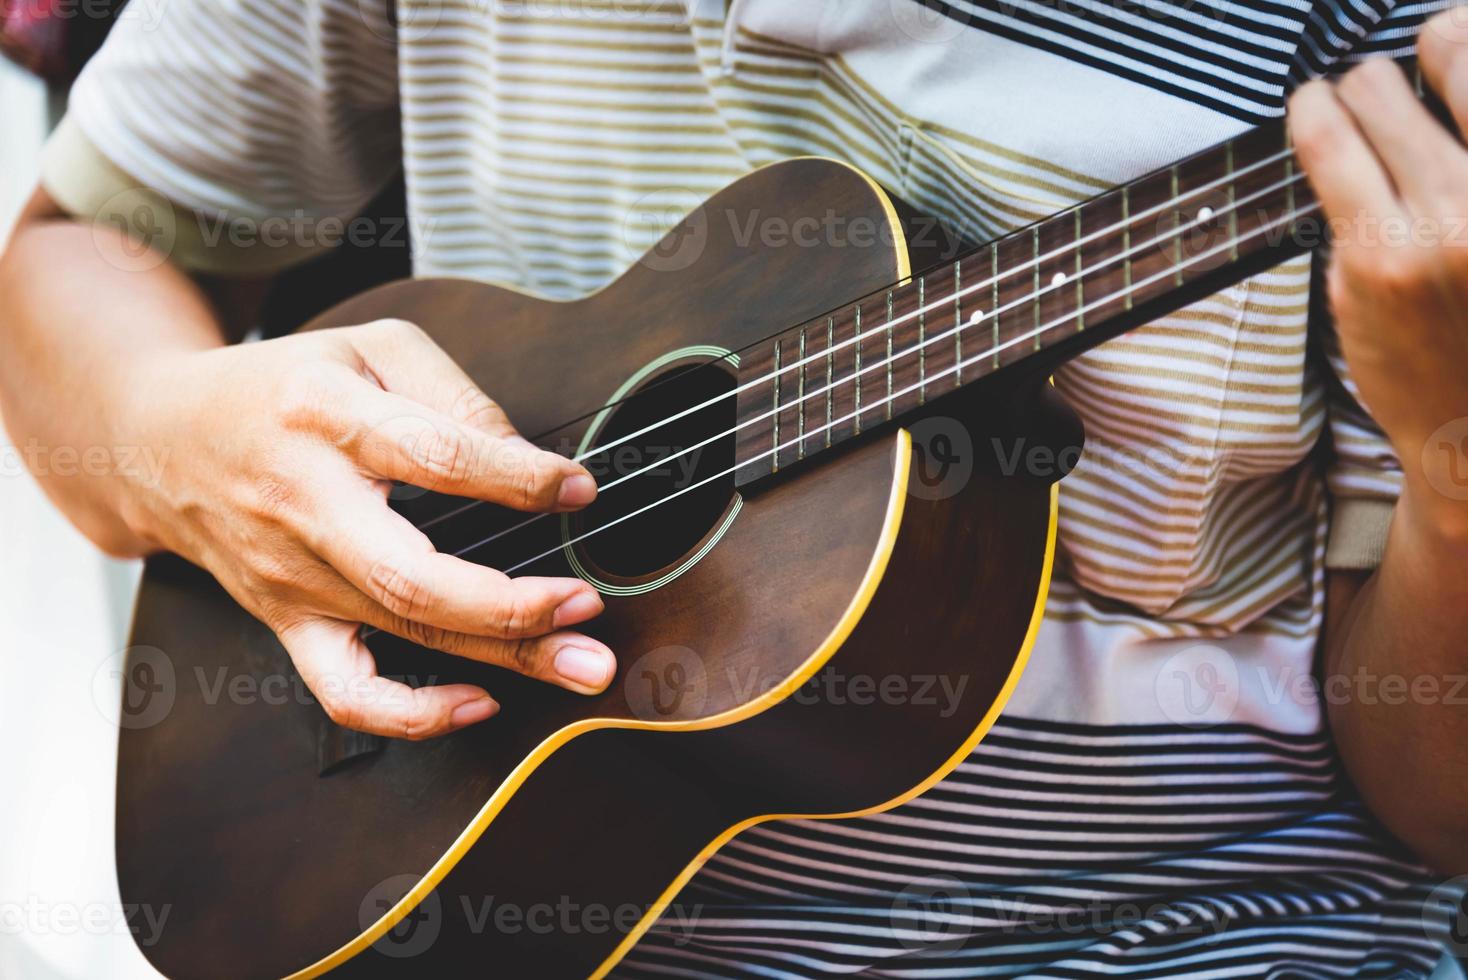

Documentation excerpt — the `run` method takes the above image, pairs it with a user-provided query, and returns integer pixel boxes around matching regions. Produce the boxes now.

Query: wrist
[101,348,211,554]
[1390,410,1468,542]
[1395,479,1468,558]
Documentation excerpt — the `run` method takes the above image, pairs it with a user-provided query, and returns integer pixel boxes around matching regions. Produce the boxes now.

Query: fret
[854,298,892,434]
[773,327,806,470]
[923,261,959,396]
[771,338,782,473]
[824,316,834,448]
[1227,122,1289,268]
[1034,210,1080,353]
[1121,186,1133,310]
[826,302,858,447]
[993,229,1033,371]
[953,260,963,385]
[796,327,806,459]
[1074,206,1085,331]
[796,315,830,460]
[852,302,863,434]
[851,303,857,431]
[917,276,926,403]
[1284,124,1295,219]
[1031,226,1042,352]
[1226,140,1239,262]
[1170,165,1183,287]
[1076,188,1119,331]
[1133,154,1192,289]
[991,242,1000,367]
[889,278,922,420]
[885,290,894,420]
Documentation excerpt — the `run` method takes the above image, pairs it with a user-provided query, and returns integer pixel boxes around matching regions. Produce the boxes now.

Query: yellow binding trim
[589,481,1058,979]
[286,162,912,979]
[288,431,915,980]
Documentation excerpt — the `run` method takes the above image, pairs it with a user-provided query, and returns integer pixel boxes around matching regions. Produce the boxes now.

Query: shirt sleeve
[1315,313,1403,571]
[40,0,401,276]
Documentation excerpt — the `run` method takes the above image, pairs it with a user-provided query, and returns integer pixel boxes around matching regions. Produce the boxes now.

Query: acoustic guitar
[112,71,1406,977]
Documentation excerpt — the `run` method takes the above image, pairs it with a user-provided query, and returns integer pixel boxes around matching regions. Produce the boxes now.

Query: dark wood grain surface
[115,159,1062,978]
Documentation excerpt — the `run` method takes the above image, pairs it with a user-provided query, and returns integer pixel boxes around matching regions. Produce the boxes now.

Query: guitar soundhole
[573,361,737,582]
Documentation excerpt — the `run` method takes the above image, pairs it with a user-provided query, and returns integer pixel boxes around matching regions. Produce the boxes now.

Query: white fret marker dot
[1050,271,1067,287]
[1197,205,1215,224]
[968,310,985,326]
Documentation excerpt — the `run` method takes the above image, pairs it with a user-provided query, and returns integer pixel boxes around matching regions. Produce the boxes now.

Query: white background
[0,59,157,980]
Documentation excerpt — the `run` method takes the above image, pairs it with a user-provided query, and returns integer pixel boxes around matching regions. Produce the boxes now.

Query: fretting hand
[1288,13,1468,537]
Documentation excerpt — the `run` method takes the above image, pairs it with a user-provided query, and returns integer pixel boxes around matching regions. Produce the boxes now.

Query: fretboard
[732,60,1429,488]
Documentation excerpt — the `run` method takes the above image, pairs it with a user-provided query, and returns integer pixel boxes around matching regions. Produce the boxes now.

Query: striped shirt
[42,0,1463,975]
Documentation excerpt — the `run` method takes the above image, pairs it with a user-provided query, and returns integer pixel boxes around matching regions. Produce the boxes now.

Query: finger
[348,318,520,438]
[302,555,616,693]
[1288,80,1406,238]
[359,609,617,695]
[1334,59,1468,212]
[305,488,607,638]
[1420,8,1468,138]
[278,617,500,740]
[346,383,596,510]
[303,561,615,692]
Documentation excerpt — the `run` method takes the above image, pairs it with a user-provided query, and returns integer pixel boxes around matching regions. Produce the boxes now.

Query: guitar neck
[732,59,1431,489]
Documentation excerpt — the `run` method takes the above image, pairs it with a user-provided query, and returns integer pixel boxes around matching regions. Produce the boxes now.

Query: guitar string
[435,167,1311,566]
[471,189,1318,576]
[412,142,1303,534]
[491,196,1316,575]
[357,181,1310,640]
[417,167,1314,567]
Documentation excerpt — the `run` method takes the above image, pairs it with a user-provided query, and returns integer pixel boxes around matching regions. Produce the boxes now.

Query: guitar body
[116,159,1068,978]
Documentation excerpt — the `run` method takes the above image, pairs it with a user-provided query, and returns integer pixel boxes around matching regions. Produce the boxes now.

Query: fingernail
[558,473,598,508]
[554,644,614,690]
[451,697,498,728]
[553,590,604,628]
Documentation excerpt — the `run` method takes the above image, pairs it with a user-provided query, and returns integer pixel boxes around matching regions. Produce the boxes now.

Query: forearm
[0,190,228,555]
[1326,486,1468,874]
